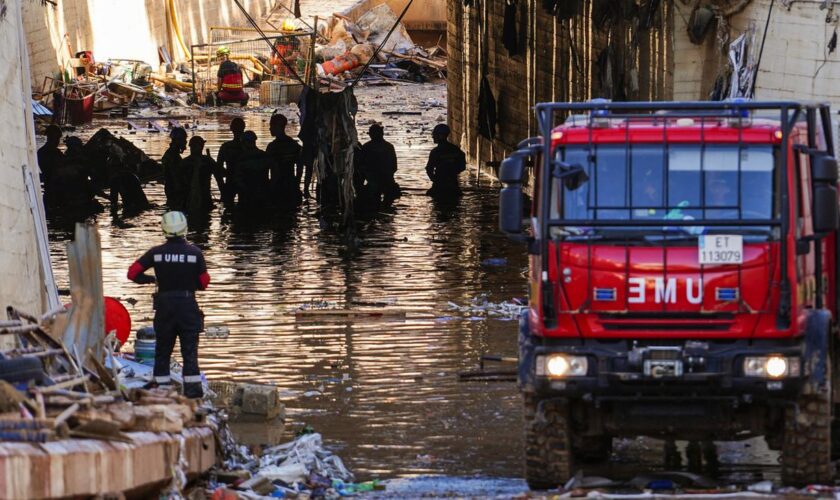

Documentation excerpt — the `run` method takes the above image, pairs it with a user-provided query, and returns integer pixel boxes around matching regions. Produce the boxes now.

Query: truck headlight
[743,356,800,379]
[536,354,588,378]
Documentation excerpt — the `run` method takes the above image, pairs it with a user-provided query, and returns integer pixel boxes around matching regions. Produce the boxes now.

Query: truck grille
[597,312,735,332]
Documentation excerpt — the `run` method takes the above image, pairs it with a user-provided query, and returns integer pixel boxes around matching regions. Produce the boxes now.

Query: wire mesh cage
[191,27,313,105]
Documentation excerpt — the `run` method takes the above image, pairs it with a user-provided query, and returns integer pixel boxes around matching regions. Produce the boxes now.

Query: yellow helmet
[216,46,231,57]
[161,211,188,238]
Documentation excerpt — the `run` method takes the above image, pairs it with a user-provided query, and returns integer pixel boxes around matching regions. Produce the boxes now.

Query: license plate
[643,360,683,378]
[699,235,743,265]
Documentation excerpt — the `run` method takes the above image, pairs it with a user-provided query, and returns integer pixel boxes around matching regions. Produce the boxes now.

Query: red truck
[499,101,840,488]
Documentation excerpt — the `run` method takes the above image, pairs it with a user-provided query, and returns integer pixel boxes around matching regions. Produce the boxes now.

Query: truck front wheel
[781,393,833,485]
[523,395,573,490]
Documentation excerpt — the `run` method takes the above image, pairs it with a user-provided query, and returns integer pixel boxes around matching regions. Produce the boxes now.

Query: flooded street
[45,83,782,491]
[48,83,529,480]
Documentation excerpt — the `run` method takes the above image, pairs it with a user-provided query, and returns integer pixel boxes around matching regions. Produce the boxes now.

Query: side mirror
[813,184,839,233]
[812,154,839,183]
[499,185,524,235]
[499,152,528,184]
[553,162,589,191]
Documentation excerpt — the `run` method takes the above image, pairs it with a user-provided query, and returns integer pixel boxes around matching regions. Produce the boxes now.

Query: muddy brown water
[46,83,779,486]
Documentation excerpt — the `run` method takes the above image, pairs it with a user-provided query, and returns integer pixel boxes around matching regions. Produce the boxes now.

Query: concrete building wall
[673,0,840,104]
[338,0,446,28]
[22,0,275,86]
[446,0,673,167]
[0,0,47,314]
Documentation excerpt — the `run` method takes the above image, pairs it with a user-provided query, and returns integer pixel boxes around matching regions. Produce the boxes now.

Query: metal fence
[191,27,314,104]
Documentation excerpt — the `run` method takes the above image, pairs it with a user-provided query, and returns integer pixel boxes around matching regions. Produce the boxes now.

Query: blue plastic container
[135,339,156,366]
[135,327,156,366]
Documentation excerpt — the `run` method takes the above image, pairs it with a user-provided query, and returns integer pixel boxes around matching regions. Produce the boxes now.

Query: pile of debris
[33,58,195,125]
[316,4,446,83]
[0,309,209,443]
[209,429,380,498]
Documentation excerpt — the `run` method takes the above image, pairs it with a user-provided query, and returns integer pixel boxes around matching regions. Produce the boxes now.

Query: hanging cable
[750,0,775,97]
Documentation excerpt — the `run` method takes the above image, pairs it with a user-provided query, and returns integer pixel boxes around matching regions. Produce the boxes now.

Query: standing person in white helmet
[126,211,210,399]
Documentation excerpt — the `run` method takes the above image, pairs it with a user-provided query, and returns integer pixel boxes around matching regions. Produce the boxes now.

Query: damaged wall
[0,0,47,314]
[674,0,840,103]
[22,0,275,86]
[339,0,446,30]
[447,0,674,167]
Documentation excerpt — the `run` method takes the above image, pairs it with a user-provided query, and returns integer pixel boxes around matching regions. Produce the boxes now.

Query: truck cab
[499,101,840,488]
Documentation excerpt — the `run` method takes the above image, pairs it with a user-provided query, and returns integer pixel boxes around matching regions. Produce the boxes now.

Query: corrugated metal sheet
[32,99,53,117]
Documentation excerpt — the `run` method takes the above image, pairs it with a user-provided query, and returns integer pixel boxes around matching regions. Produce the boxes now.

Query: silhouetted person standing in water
[183,135,226,216]
[266,113,302,209]
[162,127,188,210]
[358,123,400,209]
[38,124,64,189]
[237,131,270,210]
[217,117,246,204]
[425,124,466,202]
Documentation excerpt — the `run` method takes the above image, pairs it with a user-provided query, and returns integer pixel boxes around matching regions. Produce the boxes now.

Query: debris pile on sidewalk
[0,311,209,442]
[209,428,377,498]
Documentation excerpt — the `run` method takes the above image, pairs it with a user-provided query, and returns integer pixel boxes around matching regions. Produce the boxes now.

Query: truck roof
[552,116,788,145]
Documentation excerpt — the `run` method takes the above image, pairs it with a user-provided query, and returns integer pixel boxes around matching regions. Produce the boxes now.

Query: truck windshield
[551,144,777,240]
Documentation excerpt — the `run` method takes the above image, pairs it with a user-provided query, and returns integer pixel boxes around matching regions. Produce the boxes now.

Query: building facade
[21,0,277,86]
[448,0,840,166]
[446,0,674,167]
[0,0,50,315]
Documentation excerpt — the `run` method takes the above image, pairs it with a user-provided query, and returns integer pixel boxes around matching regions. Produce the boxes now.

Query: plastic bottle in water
[205,326,230,339]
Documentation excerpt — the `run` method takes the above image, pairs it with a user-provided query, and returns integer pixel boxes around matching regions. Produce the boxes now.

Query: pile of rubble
[33,58,197,125]
[316,4,446,83]
[0,309,208,444]
[29,2,445,123]
[209,428,381,498]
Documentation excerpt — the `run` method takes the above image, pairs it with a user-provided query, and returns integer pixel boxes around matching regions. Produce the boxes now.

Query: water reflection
[47,84,528,479]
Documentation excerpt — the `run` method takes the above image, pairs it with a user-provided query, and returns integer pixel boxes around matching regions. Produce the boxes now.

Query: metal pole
[309,16,318,87]
[750,0,776,98]
[191,46,197,104]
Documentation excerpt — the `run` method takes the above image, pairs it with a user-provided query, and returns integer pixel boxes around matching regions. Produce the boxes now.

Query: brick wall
[0,0,46,314]
[447,0,674,167]
[22,0,275,86]
[673,0,840,103]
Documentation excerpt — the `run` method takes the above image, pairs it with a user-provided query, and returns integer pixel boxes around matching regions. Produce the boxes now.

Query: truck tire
[524,394,573,490]
[781,393,833,485]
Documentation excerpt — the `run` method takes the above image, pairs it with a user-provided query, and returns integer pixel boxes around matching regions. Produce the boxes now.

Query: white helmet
[161,211,188,238]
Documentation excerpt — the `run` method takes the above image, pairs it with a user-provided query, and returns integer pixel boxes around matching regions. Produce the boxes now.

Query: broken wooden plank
[54,403,80,427]
[35,375,90,394]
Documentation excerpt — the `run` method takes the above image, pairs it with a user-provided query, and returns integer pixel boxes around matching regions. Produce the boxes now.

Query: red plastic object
[104,297,131,346]
[321,53,360,75]
[65,93,94,125]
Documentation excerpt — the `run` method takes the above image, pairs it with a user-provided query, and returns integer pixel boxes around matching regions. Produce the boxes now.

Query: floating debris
[447,295,527,321]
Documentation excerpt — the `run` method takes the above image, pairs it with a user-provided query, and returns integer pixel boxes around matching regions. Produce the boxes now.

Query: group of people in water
[159,115,468,219]
[38,113,468,222]
[37,124,150,217]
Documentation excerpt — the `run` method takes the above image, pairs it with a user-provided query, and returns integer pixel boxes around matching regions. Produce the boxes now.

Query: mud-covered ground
[45,82,786,497]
